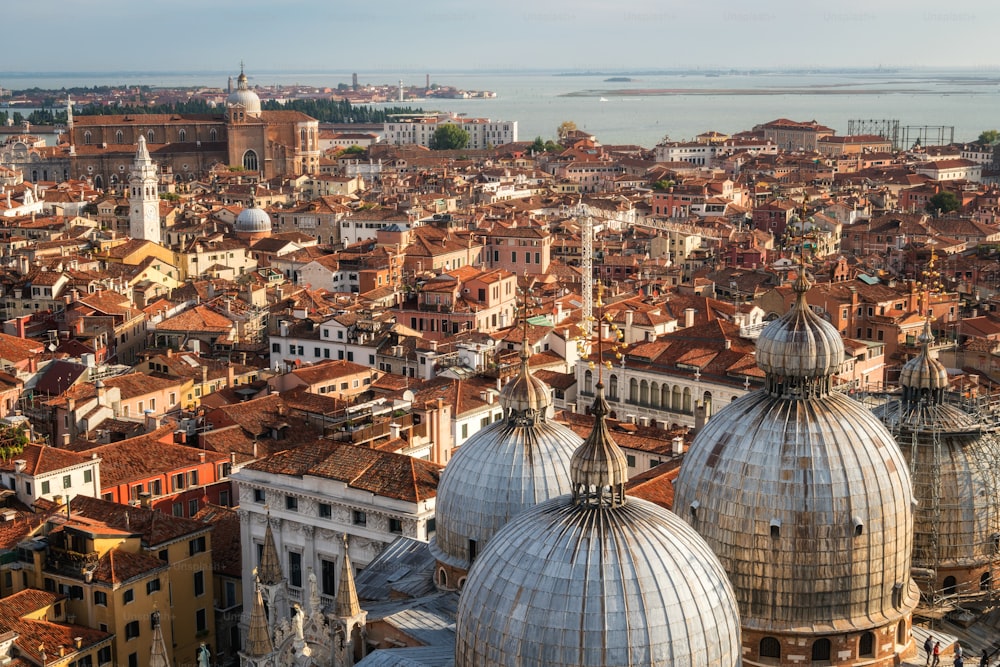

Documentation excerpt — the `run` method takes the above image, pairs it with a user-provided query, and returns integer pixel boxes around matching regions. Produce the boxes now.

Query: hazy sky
[6,0,1000,75]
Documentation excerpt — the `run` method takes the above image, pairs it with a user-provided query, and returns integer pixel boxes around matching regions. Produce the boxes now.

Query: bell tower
[129,135,161,244]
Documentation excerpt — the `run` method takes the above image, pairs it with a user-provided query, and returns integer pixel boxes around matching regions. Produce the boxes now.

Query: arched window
[896,621,906,645]
[661,383,670,407]
[147,129,155,143]
[703,390,713,417]
[650,382,660,408]
[672,386,681,411]
[811,638,831,662]
[243,149,259,171]
[178,129,186,142]
[943,576,957,595]
[94,175,103,189]
[437,568,448,588]
[640,380,649,405]
[608,375,618,401]
[84,131,92,145]
[760,637,781,662]
[683,387,692,413]
[584,370,593,395]
[859,632,875,658]
[115,130,123,143]
[629,378,638,403]
[981,571,992,591]
[210,128,218,141]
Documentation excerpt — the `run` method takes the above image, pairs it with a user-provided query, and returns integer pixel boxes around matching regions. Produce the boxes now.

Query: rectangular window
[172,502,183,517]
[319,503,332,519]
[286,495,298,511]
[83,469,92,483]
[172,473,184,491]
[289,551,302,588]
[353,510,367,526]
[150,479,161,496]
[146,578,160,595]
[123,588,134,604]
[189,536,207,556]
[188,470,199,487]
[389,518,403,534]
[196,608,207,633]
[125,621,140,640]
[321,558,337,596]
[94,591,107,606]
[193,570,205,597]
[41,481,50,495]
[188,498,199,516]
[254,488,265,503]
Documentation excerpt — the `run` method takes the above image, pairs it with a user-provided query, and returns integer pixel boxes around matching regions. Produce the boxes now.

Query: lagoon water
[5,68,999,147]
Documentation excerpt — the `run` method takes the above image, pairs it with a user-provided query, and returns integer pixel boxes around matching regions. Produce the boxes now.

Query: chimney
[198,451,206,463]
[139,492,152,509]
[724,338,731,350]
[144,410,158,432]
[672,436,685,456]
[684,308,695,328]
[227,364,235,387]
[74,637,83,650]
[13,460,25,474]
[52,494,63,507]
[62,433,70,447]
[230,451,237,466]
[201,365,208,385]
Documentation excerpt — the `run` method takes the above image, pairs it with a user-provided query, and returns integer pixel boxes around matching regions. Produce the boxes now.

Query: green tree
[341,145,366,155]
[926,191,960,214]
[978,129,1000,145]
[0,423,29,462]
[430,124,469,150]
[557,120,577,141]
[653,179,675,191]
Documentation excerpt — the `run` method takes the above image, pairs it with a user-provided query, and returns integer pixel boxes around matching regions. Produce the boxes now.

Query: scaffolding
[862,386,1000,610]
[845,119,955,150]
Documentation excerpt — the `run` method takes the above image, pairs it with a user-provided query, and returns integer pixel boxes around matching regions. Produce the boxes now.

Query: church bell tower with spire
[129,135,161,244]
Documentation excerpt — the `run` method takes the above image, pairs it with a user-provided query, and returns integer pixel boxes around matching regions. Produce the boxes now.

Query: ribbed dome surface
[455,495,742,667]
[755,273,844,379]
[674,388,918,632]
[499,365,551,414]
[899,322,948,393]
[227,71,261,115]
[428,417,580,571]
[235,203,272,233]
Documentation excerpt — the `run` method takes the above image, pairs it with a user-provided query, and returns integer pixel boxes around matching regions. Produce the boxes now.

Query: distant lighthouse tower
[129,136,161,244]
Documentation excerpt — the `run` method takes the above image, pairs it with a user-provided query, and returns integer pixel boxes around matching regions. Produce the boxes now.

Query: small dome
[499,355,551,416]
[235,200,271,234]
[429,357,580,573]
[227,69,261,116]
[899,320,948,395]
[755,270,843,380]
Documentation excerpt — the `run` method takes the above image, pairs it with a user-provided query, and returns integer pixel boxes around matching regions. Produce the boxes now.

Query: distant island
[604,77,634,82]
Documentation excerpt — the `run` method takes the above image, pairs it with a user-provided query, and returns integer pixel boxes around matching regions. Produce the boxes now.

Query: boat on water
[599,97,609,102]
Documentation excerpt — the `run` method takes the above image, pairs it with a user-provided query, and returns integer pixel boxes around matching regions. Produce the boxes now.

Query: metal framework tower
[581,214,593,333]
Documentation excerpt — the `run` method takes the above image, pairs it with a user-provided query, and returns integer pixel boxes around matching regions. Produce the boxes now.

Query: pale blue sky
[6,0,1000,74]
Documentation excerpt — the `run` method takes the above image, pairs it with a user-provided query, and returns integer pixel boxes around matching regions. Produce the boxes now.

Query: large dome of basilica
[673,268,918,666]
[455,377,741,667]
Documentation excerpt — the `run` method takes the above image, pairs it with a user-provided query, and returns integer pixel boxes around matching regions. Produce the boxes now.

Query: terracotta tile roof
[0,444,94,476]
[91,547,168,584]
[626,460,683,510]
[156,305,235,333]
[88,425,226,488]
[0,333,44,364]
[0,590,113,665]
[193,504,241,578]
[67,495,210,547]
[245,441,441,503]
[290,359,373,385]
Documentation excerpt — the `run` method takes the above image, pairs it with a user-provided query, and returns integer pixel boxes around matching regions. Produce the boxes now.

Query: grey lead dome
[674,268,919,635]
[455,496,742,667]
[754,270,843,381]
[455,381,742,667]
[235,200,272,234]
[429,354,582,573]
